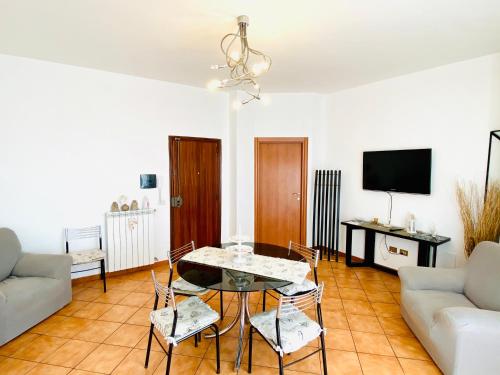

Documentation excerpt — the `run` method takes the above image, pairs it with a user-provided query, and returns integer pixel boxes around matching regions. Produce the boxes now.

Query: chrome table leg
[235,292,248,370]
[204,292,241,338]
[203,291,250,371]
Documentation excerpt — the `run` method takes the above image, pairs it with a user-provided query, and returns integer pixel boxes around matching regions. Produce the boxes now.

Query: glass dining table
[177,242,305,370]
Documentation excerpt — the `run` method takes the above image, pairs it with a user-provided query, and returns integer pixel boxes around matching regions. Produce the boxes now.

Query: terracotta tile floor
[0,258,443,374]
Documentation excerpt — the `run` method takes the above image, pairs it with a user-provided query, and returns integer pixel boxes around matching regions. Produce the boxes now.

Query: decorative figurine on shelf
[110,201,119,212]
[117,195,128,211]
[130,200,139,211]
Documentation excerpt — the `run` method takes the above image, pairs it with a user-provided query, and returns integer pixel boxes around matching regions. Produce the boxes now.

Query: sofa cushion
[0,276,62,307]
[403,289,476,330]
[464,241,500,311]
[0,228,22,281]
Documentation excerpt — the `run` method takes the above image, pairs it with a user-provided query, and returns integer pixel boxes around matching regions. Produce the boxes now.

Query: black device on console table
[341,220,450,274]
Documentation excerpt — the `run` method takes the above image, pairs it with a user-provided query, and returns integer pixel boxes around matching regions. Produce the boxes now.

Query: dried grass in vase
[456,181,500,258]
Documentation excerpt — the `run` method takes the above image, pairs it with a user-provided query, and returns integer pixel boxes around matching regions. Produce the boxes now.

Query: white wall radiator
[105,208,156,272]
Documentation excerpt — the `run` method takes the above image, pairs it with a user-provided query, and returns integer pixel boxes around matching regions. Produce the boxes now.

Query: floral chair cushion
[250,305,322,354]
[171,277,209,295]
[150,296,219,344]
[276,279,317,296]
[70,249,106,265]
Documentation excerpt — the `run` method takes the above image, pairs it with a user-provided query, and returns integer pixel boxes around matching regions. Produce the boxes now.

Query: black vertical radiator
[312,170,341,261]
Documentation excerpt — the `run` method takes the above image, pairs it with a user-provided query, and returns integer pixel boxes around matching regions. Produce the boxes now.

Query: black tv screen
[363,149,432,194]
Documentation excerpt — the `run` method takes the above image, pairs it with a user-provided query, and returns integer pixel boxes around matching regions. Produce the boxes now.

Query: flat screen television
[363,148,432,194]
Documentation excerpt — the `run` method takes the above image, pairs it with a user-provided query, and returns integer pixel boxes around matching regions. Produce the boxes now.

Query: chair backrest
[277,282,324,319]
[0,228,22,281]
[289,241,319,284]
[151,270,176,310]
[167,241,195,269]
[464,241,500,311]
[64,226,102,253]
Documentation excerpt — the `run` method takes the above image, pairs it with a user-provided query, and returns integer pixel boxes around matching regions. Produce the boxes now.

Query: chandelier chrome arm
[208,15,271,106]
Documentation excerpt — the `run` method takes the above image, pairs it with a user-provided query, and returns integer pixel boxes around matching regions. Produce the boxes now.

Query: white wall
[324,53,500,268]
[233,93,327,243]
[0,54,229,265]
[1,51,498,275]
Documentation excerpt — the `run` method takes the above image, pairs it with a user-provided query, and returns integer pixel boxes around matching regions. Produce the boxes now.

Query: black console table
[341,220,451,271]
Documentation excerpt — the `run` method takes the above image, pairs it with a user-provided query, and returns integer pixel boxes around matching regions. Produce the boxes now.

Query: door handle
[171,196,183,208]
[292,193,301,201]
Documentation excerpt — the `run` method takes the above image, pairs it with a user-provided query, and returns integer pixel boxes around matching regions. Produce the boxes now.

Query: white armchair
[398,241,500,375]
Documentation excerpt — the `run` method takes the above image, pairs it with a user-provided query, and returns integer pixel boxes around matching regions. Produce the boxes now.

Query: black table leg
[417,242,430,267]
[346,226,374,267]
[346,226,353,266]
[364,230,375,266]
[431,245,437,267]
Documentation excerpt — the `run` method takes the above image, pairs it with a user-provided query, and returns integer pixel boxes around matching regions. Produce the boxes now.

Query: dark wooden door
[254,137,308,247]
[169,136,221,250]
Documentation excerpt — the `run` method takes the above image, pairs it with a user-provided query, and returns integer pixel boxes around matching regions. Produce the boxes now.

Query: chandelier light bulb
[230,50,241,61]
[251,61,270,76]
[207,79,221,91]
[252,63,263,75]
[253,83,260,90]
[210,64,219,70]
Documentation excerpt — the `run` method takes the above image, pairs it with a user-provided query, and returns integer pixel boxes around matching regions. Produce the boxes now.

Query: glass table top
[177,242,305,292]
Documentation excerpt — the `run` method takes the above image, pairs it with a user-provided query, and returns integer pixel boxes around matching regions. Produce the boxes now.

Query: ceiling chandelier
[207,15,272,107]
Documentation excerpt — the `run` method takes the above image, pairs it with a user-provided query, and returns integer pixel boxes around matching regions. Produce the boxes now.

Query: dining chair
[262,241,319,311]
[64,225,107,292]
[145,270,221,375]
[248,283,327,375]
[167,241,225,322]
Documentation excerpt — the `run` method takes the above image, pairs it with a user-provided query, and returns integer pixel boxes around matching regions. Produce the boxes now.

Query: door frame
[254,137,308,245]
[168,135,222,250]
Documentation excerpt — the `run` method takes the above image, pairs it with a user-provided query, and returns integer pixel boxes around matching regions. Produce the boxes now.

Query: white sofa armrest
[432,307,500,375]
[434,306,500,334]
[398,266,465,293]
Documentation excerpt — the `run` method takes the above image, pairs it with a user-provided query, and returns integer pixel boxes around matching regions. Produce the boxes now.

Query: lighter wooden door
[255,138,308,247]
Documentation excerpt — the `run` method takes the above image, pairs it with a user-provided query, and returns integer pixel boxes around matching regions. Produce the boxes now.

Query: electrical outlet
[388,246,397,254]
[399,249,409,256]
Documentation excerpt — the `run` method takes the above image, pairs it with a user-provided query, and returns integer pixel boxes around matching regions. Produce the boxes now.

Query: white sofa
[399,241,500,375]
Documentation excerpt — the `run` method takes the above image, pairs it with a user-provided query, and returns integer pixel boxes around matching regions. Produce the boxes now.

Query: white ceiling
[1,0,500,93]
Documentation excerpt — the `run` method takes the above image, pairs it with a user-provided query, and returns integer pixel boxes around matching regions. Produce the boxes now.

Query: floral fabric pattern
[172,277,209,295]
[182,247,310,284]
[70,249,106,265]
[150,296,219,343]
[276,278,317,296]
[250,305,322,354]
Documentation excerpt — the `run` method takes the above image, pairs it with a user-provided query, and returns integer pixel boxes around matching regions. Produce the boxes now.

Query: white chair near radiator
[64,225,107,292]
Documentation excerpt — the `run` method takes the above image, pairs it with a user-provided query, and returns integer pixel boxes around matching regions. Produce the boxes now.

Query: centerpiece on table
[227,226,253,264]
